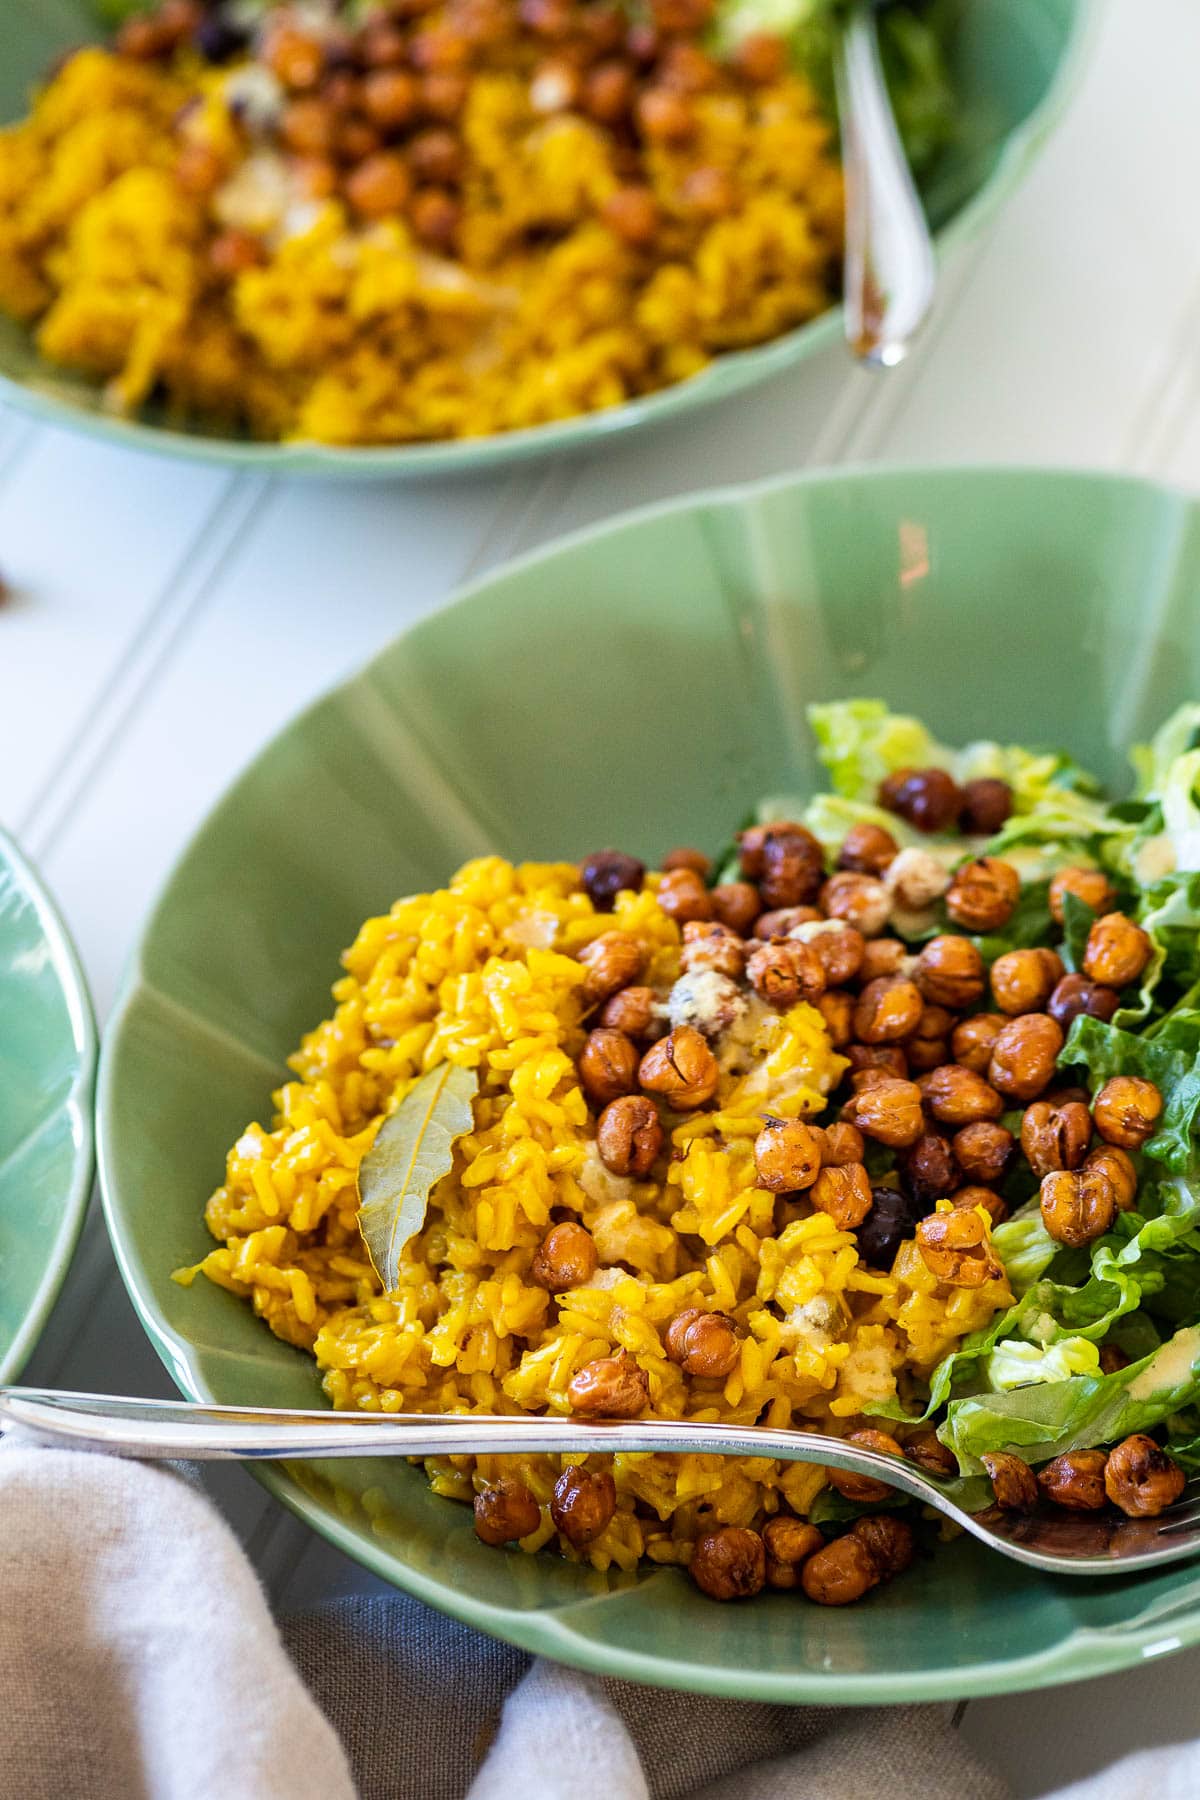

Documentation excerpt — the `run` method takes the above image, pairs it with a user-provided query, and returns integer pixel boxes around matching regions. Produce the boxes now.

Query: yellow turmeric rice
[0,0,845,445]
[179,856,1011,1578]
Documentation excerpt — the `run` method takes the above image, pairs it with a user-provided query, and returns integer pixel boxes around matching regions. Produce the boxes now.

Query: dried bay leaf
[357,1061,478,1293]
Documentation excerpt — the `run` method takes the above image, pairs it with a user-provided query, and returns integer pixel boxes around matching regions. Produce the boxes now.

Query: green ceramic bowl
[0,0,1087,479]
[100,465,1200,1701]
[0,829,96,1381]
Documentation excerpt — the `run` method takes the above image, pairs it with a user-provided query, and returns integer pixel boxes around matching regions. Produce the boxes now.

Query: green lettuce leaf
[984,1336,1101,1390]
[1060,1016,1200,1174]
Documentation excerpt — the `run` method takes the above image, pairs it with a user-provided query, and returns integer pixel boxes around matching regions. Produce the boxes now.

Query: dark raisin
[581,850,645,912]
[854,1186,926,1269]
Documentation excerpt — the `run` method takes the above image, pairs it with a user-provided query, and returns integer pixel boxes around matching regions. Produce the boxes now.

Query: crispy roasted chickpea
[904,1429,957,1480]
[952,1120,1014,1186]
[730,28,788,81]
[1038,1450,1109,1512]
[1021,1099,1092,1177]
[798,922,866,987]
[810,1162,873,1228]
[847,1044,908,1084]
[601,183,660,245]
[901,1132,960,1207]
[655,866,713,924]
[689,1526,765,1600]
[530,1220,598,1290]
[753,827,825,910]
[636,84,693,142]
[853,976,923,1044]
[991,948,1063,1016]
[175,141,225,196]
[474,1478,541,1545]
[945,857,1022,932]
[745,938,825,1007]
[664,1307,741,1378]
[754,1118,822,1192]
[578,1028,638,1106]
[981,1451,1038,1513]
[844,1078,925,1148]
[1104,1434,1186,1518]
[852,1514,915,1580]
[738,822,801,879]
[1040,1166,1116,1247]
[583,58,636,124]
[907,1007,951,1073]
[600,985,660,1038]
[878,767,963,833]
[419,70,469,119]
[362,66,419,127]
[819,872,891,937]
[1083,1144,1138,1211]
[577,931,646,1004]
[923,1064,1004,1127]
[1049,865,1116,925]
[568,1349,649,1417]
[916,1207,1000,1287]
[596,1094,664,1177]
[266,22,325,89]
[988,1013,1063,1102]
[662,846,711,878]
[953,1184,1006,1226]
[959,777,1013,835]
[755,906,822,939]
[916,936,986,1010]
[801,1532,879,1606]
[885,846,950,912]
[816,989,854,1046]
[838,822,899,876]
[710,881,760,934]
[638,1026,719,1109]
[858,938,907,982]
[680,919,745,980]
[407,125,464,184]
[1047,971,1121,1030]
[1082,912,1152,988]
[815,1121,865,1167]
[762,1516,823,1576]
[345,149,411,215]
[1092,1075,1162,1149]
[207,227,265,276]
[826,1428,904,1504]
[551,1465,616,1546]
[580,848,645,912]
[280,95,337,154]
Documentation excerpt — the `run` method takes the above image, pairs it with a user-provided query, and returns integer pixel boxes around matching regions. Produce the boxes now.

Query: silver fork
[3,1386,1199,1578]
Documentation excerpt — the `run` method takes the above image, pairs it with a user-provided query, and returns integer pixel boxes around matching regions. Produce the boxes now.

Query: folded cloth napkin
[0,1437,1176,1800]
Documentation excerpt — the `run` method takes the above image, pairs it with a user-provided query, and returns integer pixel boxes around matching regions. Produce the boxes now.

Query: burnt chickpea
[901,1132,960,1207]
[981,1451,1038,1513]
[1092,1075,1162,1149]
[580,848,645,912]
[853,976,923,1044]
[945,857,1022,932]
[1082,912,1152,988]
[826,1428,904,1504]
[710,881,760,934]
[753,827,825,910]
[815,1121,865,1166]
[1099,1343,1131,1374]
[1047,971,1121,1030]
[837,822,899,876]
[1049,866,1116,925]
[959,777,1013,835]
[596,1094,664,1176]
[859,938,907,982]
[952,1120,1014,1186]
[991,948,1063,1016]
[762,1515,823,1574]
[638,1026,719,1109]
[689,1526,765,1600]
[361,67,419,127]
[953,1184,1007,1226]
[530,1220,598,1290]
[755,906,822,939]
[745,938,825,1007]
[810,1162,873,1228]
[878,767,963,833]
[474,1478,541,1545]
[923,1064,1003,1127]
[600,985,659,1038]
[656,867,713,924]
[681,920,745,979]
[754,1118,822,1192]
[845,1078,925,1148]
[578,1028,638,1106]
[988,1013,1063,1102]
[636,85,693,143]
[852,1514,915,1581]
[577,931,647,1004]
[551,1465,616,1546]
[1021,1099,1092,1177]
[1104,1434,1186,1518]
[1040,1166,1116,1247]
[904,1429,957,1480]
[568,1349,649,1417]
[799,923,866,988]
[816,989,854,1046]
[1083,1144,1138,1211]
[916,1207,1000,1287]
[916,936,986,1010]
[664,1308,741,1378]
[819,872,891,937]
[801,1532,879,1606]
[1038,1450,1109,1512]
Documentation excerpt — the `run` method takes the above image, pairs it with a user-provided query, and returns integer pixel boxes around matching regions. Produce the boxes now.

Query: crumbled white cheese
[779,1294,848,1351]
[885,847,951,911]
[213,151,292,235]
[221,65,284,136]
[579,1141,637,1209]
[666,971,747,1040]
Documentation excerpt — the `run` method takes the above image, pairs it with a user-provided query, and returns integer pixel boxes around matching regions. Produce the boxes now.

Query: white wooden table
[4,1,1200,1787]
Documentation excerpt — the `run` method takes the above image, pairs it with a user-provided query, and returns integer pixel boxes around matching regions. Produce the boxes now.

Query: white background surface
[4,0,1200,1788]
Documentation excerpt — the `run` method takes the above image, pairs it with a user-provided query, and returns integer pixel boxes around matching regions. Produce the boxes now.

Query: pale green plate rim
[0,4,1096,481]
[97,460,1200,1701]
[0,826,97,1382]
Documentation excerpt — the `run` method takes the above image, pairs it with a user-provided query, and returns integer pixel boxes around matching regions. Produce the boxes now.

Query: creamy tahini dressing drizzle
[1127,1325,1200,1400]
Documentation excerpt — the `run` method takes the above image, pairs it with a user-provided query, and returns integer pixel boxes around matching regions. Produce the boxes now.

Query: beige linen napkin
[0,1437,1169,1800]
